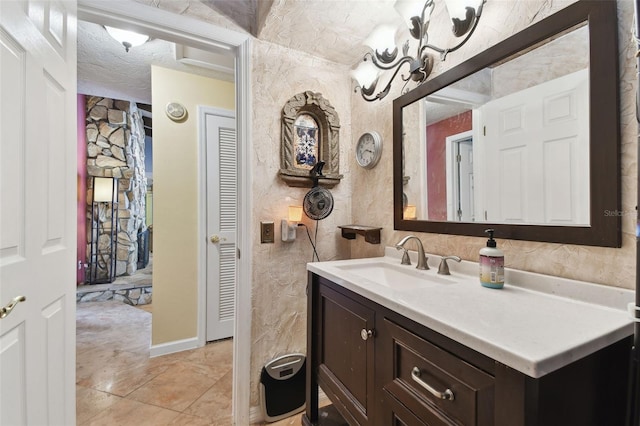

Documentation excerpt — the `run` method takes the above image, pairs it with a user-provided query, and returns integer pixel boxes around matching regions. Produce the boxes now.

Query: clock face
[356,132,382,169]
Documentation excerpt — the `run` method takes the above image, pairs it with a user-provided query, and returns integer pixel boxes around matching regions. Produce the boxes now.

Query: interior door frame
[445,130,473,221]
[77,2,253,423]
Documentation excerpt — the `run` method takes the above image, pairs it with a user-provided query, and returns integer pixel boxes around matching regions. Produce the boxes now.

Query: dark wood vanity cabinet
[304,273,632,426]
[315,283,376,425]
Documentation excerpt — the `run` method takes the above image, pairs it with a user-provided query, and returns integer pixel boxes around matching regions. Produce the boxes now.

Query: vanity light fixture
[105,26,150,53]
[282,205,303,242]
[352,0,485,101]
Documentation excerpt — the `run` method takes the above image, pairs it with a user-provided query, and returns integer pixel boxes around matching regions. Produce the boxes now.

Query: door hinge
[237,248,241,259]
[483,126,486,136]
[456,154,462,163]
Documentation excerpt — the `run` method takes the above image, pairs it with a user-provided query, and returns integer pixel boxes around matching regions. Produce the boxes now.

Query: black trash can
[259,353,306,422]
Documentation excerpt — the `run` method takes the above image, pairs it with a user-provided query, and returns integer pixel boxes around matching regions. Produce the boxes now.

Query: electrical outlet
[260,221,275,243]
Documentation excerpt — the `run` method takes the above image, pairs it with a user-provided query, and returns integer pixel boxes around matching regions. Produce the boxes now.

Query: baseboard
[249,388,329,423]
[149,337,200,358]
[249,405,262,423]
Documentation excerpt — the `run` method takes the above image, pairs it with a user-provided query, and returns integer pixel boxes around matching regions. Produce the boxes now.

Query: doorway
[446,130,475,222]
[77,2,252,423]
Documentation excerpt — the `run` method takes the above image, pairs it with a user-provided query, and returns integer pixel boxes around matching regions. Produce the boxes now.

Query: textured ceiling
[78,0,416,104]
[77,20,235,104]
[199,0,260,35]
[256,0,403,65]
[134,0,406,65]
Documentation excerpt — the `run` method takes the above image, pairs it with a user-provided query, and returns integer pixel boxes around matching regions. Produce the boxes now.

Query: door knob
[0,296,26,319]
[361,329,374,341]
[210,235,226,243]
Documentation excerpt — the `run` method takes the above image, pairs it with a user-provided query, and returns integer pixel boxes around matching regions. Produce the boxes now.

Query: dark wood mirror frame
[393,0,620,247]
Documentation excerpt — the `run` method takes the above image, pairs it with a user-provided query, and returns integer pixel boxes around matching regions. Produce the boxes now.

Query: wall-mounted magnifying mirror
[393,0,620,247]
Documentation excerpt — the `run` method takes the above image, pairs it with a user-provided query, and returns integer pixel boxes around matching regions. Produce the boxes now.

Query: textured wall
[350,0,637,290]
[249,39,352,406]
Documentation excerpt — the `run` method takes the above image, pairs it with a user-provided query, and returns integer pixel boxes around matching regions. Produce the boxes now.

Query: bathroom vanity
[303,251,634,426]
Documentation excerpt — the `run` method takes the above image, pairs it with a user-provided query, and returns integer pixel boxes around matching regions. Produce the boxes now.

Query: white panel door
[0,1,77,425]
[203,109,237,342]
[481,69,588,224]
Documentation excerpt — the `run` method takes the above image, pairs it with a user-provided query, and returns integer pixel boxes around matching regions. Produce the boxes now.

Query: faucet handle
[438,256,461,275]
[397,247,411,265]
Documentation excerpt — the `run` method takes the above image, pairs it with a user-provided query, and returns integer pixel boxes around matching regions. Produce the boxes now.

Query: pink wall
[426,110,472,220]
[77,95,87,285]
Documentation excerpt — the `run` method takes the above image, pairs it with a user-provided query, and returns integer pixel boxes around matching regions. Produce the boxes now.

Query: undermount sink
[335,261,456,291]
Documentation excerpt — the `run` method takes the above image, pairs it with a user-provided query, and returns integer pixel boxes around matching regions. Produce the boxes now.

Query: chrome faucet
[395,236,429,270]
[438,255,461,275]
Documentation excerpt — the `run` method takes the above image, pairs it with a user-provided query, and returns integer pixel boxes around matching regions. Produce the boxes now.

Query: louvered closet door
[205,110,237,342]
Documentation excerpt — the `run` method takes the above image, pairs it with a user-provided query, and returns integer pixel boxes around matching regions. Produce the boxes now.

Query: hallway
[76,301,233,425]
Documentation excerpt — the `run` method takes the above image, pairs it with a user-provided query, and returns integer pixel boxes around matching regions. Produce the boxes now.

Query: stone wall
[86,96,147,280]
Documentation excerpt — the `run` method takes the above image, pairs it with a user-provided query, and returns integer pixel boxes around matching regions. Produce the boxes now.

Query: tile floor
[76,301,305,425]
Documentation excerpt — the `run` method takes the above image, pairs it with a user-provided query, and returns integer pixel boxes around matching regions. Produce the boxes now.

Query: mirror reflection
[402,24,589,225]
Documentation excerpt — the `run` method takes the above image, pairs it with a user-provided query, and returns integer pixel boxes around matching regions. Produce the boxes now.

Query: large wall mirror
[393,0,620,247]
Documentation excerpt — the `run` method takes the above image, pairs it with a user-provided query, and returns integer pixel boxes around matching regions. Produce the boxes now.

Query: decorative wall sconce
[352,0,486,101]
[282,205,303,242]
[88,177,119,284]
[105,26,150,52]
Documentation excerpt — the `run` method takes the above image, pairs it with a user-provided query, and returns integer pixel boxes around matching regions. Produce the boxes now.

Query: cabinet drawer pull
[411,367,455,401]
[361,329,374,340]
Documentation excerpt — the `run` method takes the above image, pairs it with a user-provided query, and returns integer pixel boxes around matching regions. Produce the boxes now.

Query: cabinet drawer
[382,318,494,426]
[382,389,448,426]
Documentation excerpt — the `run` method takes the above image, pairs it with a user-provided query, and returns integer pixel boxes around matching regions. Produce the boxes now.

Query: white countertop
[307,248,635,378]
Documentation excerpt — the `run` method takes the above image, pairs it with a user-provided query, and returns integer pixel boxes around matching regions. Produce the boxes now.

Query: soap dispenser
[479,229,504,289]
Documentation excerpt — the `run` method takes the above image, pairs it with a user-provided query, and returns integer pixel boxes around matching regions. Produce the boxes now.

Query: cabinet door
[318,282,376,425]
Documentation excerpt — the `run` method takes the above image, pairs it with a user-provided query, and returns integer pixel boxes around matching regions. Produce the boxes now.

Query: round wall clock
[165,102,187,121]
[355,131,382,169]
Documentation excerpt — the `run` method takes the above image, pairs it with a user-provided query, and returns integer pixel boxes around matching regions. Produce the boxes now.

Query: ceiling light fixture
[105,26,150,53]
[352,0,486,102]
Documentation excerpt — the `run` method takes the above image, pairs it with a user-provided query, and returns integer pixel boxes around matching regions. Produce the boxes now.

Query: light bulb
[351,60,380,91]
[394,0,429,28]
[365,24,397,56]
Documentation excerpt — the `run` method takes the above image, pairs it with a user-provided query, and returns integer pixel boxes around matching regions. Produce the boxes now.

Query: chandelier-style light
[352,0,486,102]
